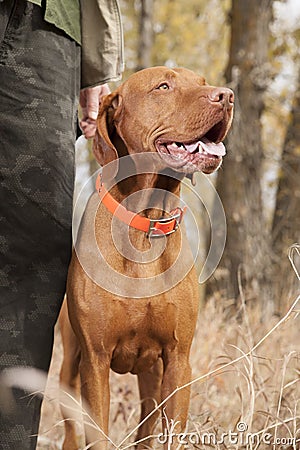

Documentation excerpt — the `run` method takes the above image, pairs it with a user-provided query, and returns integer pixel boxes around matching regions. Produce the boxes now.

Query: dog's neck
[105,171,183,220]
[101,134,185,221]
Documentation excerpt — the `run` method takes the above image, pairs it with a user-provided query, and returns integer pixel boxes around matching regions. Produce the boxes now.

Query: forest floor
[37,294,300,449]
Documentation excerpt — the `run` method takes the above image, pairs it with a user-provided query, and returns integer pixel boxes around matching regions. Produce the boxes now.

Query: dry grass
[187,294,300,449]
[36,286,300,449]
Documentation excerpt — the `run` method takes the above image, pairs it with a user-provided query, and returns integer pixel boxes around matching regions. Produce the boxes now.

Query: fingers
[79,84,110,139]
[79,117,98,140]
[83,86,101,121]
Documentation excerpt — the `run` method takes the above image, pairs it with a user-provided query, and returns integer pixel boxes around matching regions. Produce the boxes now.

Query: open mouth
[155,122,227,174]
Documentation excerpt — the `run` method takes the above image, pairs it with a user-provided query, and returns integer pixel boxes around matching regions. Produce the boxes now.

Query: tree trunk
[272,72,300,313]
[137,0,154,70]
[208,0,274,311]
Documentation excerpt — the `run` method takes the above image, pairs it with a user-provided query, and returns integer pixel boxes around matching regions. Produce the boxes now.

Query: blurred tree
[208,0,275,311]
[137,0,154,70]
[272,66,300,313]
[118,1,138,76]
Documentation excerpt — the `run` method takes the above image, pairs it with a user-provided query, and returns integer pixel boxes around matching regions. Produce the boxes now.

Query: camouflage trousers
[0,1,80,448]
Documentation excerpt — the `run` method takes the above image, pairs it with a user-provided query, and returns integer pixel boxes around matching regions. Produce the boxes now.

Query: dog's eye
[157,83,170,91]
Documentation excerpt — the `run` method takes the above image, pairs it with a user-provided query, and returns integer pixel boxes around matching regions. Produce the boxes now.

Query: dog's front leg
[80,353,111,450]
[161,351,192,449]
[136,358,163,448]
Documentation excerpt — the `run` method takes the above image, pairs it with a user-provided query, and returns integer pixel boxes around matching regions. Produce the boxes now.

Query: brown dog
[60,67,233,449]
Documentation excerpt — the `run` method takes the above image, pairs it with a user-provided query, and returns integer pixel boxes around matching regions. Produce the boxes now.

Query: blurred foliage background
[80,0,300,315]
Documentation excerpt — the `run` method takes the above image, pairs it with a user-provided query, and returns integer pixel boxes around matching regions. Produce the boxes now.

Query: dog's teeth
[166,142,183,152]
[185,142,199,153]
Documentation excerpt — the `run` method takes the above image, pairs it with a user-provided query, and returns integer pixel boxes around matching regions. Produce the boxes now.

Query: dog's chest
[110,299,178,375]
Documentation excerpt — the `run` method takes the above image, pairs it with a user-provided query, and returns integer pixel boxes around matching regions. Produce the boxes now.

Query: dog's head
[94,67,234,176]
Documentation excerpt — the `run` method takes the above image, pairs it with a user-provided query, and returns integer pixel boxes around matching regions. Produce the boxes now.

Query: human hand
[79,84,110,139]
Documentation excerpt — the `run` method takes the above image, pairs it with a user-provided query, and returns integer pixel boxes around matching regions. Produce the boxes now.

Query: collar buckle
[147,208,186,238]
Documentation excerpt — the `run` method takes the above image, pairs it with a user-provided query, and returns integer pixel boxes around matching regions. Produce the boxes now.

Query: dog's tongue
[185,137,226,157]
[201,137,226,156]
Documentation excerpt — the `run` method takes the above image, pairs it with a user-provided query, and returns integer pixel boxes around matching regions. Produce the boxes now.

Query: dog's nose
[209,88,234,108]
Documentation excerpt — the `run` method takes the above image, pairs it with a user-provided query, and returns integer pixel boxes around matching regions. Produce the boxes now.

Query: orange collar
[96,174,186,237]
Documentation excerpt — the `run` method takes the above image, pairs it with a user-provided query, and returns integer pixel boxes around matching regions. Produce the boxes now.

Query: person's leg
[0,1,80,448]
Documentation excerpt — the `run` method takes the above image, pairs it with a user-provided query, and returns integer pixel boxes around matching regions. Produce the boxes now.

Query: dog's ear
[93,92,123,174]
